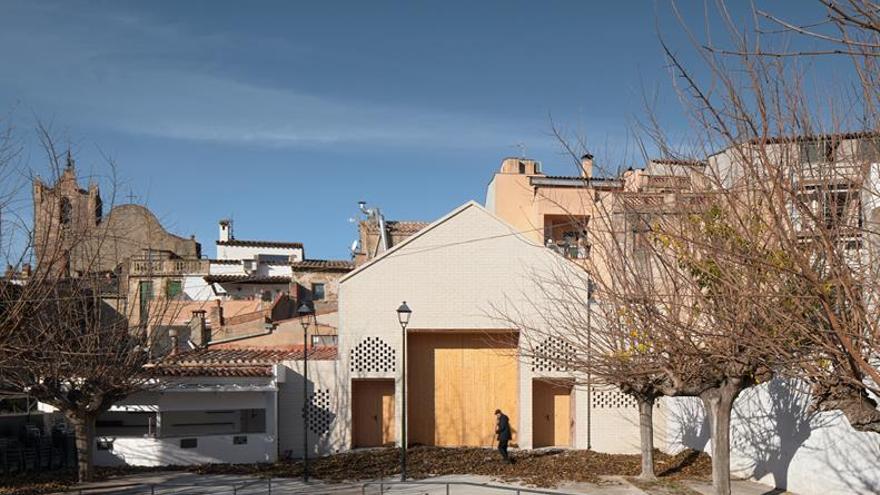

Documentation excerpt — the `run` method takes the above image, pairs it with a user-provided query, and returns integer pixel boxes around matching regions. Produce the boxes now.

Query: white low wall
[94,433,276,466]
[665,378,880,495]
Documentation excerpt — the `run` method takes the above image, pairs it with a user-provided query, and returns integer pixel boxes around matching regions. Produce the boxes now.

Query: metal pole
[586,283,592,451]
[400,321,408,481]
[303,320,310,483]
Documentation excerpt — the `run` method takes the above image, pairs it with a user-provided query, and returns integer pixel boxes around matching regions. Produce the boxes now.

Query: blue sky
[0,0,830,260]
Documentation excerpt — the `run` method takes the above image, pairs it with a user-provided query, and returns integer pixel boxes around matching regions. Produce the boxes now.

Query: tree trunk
[701,384,742,495]
[70,415,95,482]
[637,396,657,481]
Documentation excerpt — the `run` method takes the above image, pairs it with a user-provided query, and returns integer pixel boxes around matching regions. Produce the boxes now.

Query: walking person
[494,409,513,464]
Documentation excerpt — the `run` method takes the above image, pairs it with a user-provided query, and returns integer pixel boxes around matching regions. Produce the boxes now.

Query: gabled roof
[341,200,540,284]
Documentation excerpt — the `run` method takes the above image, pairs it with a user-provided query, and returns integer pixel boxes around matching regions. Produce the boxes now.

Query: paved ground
[57,472,791,495]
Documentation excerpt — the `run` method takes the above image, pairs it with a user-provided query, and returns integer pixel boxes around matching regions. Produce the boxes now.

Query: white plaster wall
[94,380,278,467]
[94,433,275,466]
[210,262,245,275]
[665,378,880,495]
[183,275,216,301]
[339,202,590,450]
[217,244,303,261]
[277,359,345,459]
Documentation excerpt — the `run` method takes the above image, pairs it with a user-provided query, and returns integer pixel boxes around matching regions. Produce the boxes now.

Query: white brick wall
[338,202,646,452]
[277,359,344,458]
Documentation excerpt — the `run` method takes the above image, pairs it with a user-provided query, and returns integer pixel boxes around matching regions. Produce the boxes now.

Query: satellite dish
[350,240,359,253]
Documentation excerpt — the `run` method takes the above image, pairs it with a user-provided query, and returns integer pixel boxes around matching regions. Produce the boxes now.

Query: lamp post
[297,302,316,483]
[396,301,412,482]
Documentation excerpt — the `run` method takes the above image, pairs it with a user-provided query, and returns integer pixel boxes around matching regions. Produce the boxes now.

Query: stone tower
[32,153,102,273]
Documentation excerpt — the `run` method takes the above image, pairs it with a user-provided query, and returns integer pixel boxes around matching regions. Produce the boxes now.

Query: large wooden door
[532,379,572,447]
[352,379,395,448]
[408,332,518,447]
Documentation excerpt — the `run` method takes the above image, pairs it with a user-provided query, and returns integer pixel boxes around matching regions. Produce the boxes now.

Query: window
[60,197,72,225]
[823,188,862,230]
[311,283,326,301]
[161,409,266,437]
[801,140,838,164]
[166,280,182,298]
[858,138,880,163]
[96,411,156,437]
[233,435,248,445]
[180,438,198,449]
[0,396,36,415]
[519,162,526,174]
[311,335,338,347]
[139,281,154,325]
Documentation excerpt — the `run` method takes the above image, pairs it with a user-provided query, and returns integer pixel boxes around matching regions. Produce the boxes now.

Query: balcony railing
[547,241,589,259]
[129,259,209,276]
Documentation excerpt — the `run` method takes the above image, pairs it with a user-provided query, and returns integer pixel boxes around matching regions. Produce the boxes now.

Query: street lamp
[396,301,412,482]
[297,301,316,483]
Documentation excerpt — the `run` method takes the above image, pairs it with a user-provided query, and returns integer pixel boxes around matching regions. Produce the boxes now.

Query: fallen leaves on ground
[193,447,712,487]
[1,447,711,494]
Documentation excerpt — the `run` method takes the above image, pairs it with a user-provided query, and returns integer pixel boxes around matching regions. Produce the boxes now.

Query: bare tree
[0,135,177,482]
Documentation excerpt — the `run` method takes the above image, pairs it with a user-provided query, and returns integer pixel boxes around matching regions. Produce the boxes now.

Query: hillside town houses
[3,132,880,492]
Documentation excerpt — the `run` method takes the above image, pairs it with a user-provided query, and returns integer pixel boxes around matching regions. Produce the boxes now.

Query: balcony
[547,240,590,259]
[129,259,209,276]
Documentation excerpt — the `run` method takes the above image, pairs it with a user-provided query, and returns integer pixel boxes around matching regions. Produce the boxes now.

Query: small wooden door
[532,379,572,447]
[352,379,395,448]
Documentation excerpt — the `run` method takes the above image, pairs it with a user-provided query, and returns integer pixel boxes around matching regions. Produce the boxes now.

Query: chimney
[4,265,13,279]
[21,264,31,278]
[192,310,208,346]
[580,154,594,178]
[219,219,233,242]
[168,328,179,355]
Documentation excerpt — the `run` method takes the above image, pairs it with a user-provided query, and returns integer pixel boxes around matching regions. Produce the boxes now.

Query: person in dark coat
[494,409,512,464]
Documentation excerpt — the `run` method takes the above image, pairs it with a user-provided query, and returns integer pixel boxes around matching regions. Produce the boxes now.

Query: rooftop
[216,239,303,249]
[364,220,430,235]
[291,259,355,271]
[154,346,337,377]
[203,274,291,284]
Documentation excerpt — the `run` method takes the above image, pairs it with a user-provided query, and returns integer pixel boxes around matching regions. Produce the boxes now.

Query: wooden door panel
[533,379,572,447]
[408,333,517,447]
[352,380,394,448]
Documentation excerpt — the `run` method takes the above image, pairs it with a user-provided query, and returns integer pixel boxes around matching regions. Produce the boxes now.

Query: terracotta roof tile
[650,158,706,166]
[290,259,355,271]
[363,221,429,235]
[745,130,880,145]
[204,275,291,284]
[155,365,273,377]
[155,346,337,377]
[216,239,303,249]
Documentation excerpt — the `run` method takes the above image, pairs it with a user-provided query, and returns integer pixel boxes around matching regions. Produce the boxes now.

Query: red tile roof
[650,158,706,166]
[216,239,303,248]
[364,221,429,235]
[290,259,355,271]
[155,346,337,377]
[203,275,291,284]
[745,130,880,145]
[155,365,273,377]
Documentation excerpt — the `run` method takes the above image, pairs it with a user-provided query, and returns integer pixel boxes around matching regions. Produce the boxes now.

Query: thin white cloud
[0,2,554,150]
